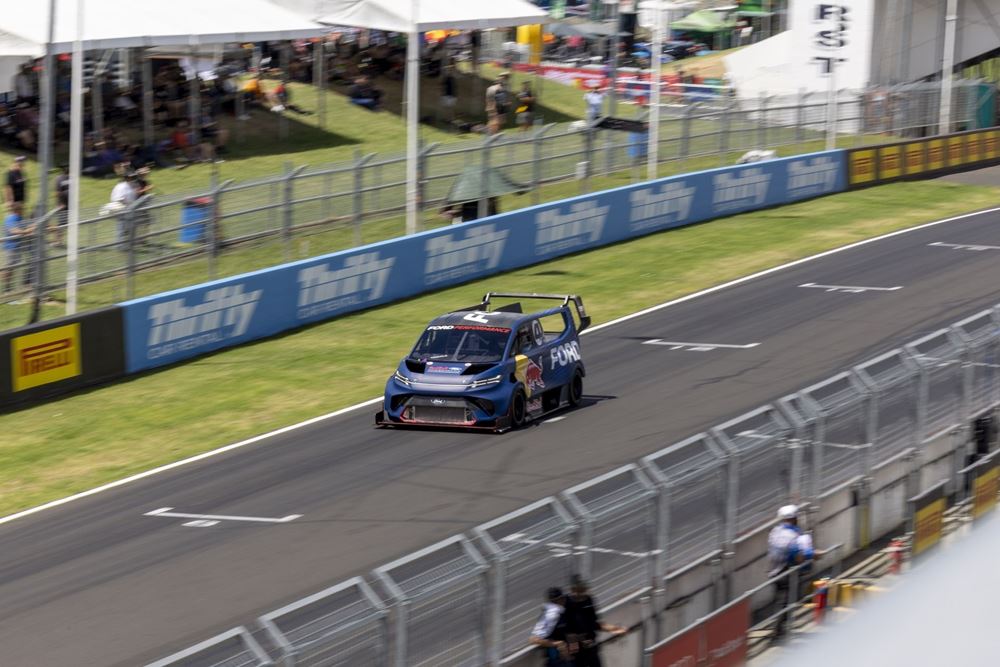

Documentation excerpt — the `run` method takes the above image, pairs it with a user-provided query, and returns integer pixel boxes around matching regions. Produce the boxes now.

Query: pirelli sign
[11,324,81,391]
[0,307,125,409]
[846,128,1000,189]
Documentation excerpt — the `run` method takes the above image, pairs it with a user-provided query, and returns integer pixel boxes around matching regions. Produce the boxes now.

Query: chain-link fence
[153,301,1000,667]
[4,79,987,325]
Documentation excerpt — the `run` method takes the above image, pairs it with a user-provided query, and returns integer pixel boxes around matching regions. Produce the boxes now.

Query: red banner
[651,624,700,667]
[651,599,749,667]
[703,599,749,667]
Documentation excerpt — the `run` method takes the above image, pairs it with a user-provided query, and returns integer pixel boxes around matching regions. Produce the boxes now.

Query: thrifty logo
[297,252,395,319]
[535,201,609,255]
[629,181,695,232]
[425,225,508,286]
[712,168,771,213]
[145,285,261,360]
[11,323,81,391]
[787,157,840,199]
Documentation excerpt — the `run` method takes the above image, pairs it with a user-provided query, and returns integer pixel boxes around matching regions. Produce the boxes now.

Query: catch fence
[3,80,984,324]
[153,302,1000,666]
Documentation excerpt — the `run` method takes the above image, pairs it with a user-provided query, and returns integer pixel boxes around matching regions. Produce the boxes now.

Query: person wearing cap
[564,574,626,666]
[5,155,27,210]
[529,587,571,666]
[485,72,511,135]
[766,504,814,638]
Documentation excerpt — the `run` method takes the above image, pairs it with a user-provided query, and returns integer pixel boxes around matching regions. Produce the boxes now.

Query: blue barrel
[180,197,213,243]
[628,132,649,158]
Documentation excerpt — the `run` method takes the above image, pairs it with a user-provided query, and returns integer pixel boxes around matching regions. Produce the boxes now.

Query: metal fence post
[795,88,806,144]
[680,103,697,161]
[418,142,439,227]
[718,102,732,167]
[583,125,595,194]
[30,208,48,321]
[489,556,506,667]
[207,180,233,281]
[283,163,307,260]
[353,151,375,247]
[124,195,150,299]
[479,134,496,220]
[758,92,769,149]
[532,124,554,206]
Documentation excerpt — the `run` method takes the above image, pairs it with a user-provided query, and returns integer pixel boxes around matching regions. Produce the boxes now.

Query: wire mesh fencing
[5,80,986,323]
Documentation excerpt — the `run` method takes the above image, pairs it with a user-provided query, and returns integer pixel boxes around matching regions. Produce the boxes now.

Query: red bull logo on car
[525,358,545,395]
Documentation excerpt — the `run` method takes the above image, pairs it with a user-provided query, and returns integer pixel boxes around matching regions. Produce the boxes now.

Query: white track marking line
[928,241,1000,251]
[799,282,903,293]
[145,507,302,524]
[544,416,567,424]
[643,340,760,351]
[3,205,1000,527]
[183,520,220,528]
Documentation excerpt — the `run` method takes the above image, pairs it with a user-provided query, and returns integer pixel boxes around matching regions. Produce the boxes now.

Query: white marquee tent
[317,0,549,234]
[0,0,324,53]
[0,0,326,314]
[0,30,42,95]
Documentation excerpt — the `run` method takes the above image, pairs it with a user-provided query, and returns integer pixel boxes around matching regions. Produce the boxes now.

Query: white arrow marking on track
[643,340,760,351]
[928,241,1000,251]
[145,507,302,524]
[799,282,902,293]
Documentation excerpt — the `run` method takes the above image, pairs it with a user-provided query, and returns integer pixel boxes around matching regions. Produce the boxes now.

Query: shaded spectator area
[0,0,326,180]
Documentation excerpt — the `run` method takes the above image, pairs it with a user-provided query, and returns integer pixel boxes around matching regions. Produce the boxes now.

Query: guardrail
[152,303,1000,666]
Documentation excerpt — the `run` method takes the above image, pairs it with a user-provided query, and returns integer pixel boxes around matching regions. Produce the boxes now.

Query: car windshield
[410,325,510,363]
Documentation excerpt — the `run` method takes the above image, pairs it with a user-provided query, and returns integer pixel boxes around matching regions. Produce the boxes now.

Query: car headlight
[393,370,412,386]
[469,374,503,389]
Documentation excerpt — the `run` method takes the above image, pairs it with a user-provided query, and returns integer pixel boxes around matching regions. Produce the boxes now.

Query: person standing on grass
[5,155,27,210]
[516,81,536,131]
[3,202,33,293]
[485,72,511,135]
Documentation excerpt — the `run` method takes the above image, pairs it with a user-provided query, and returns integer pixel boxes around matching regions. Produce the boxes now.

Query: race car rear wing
[477,292,591,332]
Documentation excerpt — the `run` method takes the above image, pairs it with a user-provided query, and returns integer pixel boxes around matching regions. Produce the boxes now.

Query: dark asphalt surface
[5,205,1000,666]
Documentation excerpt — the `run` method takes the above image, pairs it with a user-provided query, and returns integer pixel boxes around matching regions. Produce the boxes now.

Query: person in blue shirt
[3,202,34,293]
[767,505,815,638]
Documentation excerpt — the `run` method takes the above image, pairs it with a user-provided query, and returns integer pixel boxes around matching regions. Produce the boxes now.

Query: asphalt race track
[5,205,1000,666]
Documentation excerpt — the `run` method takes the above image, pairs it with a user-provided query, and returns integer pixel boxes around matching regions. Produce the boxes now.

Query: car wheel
[510,389,527,428]
[568,369,584,407]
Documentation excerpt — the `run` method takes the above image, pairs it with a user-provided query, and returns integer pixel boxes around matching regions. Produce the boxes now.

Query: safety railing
[146,626,271,667]
[6,79,984,327]
[154,304,1000,667]
[258,577,388,667]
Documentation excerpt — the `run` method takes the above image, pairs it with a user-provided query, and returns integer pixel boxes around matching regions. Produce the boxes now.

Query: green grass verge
[1,179,997,516]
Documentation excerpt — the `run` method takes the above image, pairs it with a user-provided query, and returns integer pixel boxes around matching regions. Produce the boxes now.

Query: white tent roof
[318,0,549,33]
[0,29,43,58]
[0,0,325,55]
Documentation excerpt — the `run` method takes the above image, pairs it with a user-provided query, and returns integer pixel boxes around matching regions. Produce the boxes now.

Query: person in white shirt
[529,587,571,666]
[109,171,138,246]
[584,83,604,125]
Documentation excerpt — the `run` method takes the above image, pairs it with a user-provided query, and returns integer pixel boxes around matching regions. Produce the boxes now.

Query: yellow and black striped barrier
[846,128,1000,189]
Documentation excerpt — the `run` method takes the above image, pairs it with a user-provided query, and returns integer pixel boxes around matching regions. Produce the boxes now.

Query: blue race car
[376,293,591,432]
